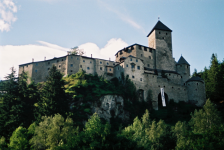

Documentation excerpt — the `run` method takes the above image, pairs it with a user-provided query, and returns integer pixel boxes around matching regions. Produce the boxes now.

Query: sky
[0,0,223,80]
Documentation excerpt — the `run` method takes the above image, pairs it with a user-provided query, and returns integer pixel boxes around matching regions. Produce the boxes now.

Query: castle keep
[19,21,206,110]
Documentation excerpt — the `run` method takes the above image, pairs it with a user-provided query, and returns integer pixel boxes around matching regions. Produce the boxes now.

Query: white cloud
[0,0,18,32]
[98,0,145,33]
[0,38,128,80]
[79,38,128,60]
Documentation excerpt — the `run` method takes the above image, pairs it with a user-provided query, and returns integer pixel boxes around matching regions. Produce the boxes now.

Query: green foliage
[0,68,38,139]
[173,99,224,150]
[36,65,69,123]
[30,114,75,150]
[9,126,29,150]
[0,136,7,150]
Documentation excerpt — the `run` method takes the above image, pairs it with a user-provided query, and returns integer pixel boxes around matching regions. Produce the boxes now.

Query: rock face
[91,95,129,123]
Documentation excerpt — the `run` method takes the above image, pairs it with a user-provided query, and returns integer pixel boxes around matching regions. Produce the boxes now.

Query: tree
[30,114,75,150]
[68,46,85,56]
[36,65,69,122]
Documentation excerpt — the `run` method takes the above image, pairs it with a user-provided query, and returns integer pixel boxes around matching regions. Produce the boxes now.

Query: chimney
[44,57,46,61]
[91,54,92,58]
[32,58,34,62]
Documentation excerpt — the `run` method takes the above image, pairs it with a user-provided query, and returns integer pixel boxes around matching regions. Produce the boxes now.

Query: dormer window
[138,45,141,49]
[144,47,147,51]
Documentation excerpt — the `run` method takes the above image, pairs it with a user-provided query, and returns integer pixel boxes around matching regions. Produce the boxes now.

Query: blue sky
[0,0,223,80]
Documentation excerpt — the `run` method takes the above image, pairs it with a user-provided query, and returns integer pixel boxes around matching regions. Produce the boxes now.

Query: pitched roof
[147,21,172,37]
[177,56,190,66]
[186,76,204,83]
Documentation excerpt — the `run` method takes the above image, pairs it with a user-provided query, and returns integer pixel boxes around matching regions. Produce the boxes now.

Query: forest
[0,53,224,150]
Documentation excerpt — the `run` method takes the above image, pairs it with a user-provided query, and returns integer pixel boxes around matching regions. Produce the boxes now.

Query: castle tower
[176,56,190,84]
[186,76,206,106]
[147,21,176,71]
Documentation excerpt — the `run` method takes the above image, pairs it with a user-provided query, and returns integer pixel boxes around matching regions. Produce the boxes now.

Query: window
[107,62,109,65]
[62,59,63,61]
[159,32,161,34]
[120,51,123,55]
[163,37,165,39]
[149,56,151,59]
[57,60,59,62]
[70,64,73,67]
[83,60,85,62]
[149,49,152,53]
[113,63,115,65]
[100,67,102,70]
[147,64,150,67]
[77,58,79,60]
[100,61,102,64]
[137,66,140,70]
[130,58,132,61]
[136,59,138,62]
[144,47,147,51]
[35,70,37,73]
[140,78,142,81]
[70,70,73,72]
[126,64,128,67]
[36,63,38,66]
[90,61,92,63]
[59,65,61,68]
[138,45,141,49]
[48,68,50,70]
[132,76,135,78]
[131,46,134,50]
[80,65,82,68]
[109,69,111,71]
[141,54,143,57]
[181,76,182,78]
[197,83,198,86]
[48,62,50,64]
[71,56,73,59]
[166,33,167,35]
[131,64,135,69]
[87,67,90,70]
[180,65,182,67]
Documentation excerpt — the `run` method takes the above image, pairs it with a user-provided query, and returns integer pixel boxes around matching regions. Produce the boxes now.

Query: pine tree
[36,65,69,122]
[207,54,220,102]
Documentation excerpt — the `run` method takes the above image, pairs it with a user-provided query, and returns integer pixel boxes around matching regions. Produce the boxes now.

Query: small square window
[70,64,73,67]
[113,63,115,65]
[136,59,138,62]
[100,61,102,64]
[83,60,85,62]
[77,58,79,60]
[132,76,135,78]
[159,32,161,34]
[80,65,82,68]
[137,66,140,70]
[109,69,111,71]
[147,64,150,67]
[87,67,90,70]
[140,78,142,81]
[166,33,167,35]
[130,58,132,61]
[59,65,61,68]
[144,47,147,51]
[90,61,92,63]
[71,70,73,72]
[100,67,102,70]
[138,45,141,49]
[107,62,109,65]
[126,64,128,67]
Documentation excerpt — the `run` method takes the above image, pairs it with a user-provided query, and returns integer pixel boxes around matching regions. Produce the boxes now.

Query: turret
[186,76,206,107]
[176,56,190,84]
[147,21,176,71]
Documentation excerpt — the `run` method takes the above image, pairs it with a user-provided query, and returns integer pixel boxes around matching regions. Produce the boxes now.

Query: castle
[19,21,206,110]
